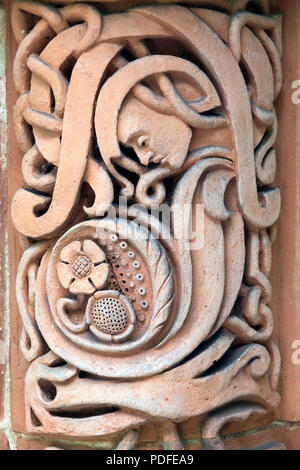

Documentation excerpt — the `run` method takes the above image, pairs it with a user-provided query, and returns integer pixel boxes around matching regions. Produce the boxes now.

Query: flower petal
[60,241,81,263]
[57,262,74,289]
[69,277,95,295]
[89,262,109,289]
[82,239,105,264]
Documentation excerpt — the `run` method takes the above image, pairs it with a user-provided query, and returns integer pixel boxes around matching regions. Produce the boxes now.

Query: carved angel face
[117,96,192,170]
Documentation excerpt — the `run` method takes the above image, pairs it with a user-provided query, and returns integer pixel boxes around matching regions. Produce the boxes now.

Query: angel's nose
[139,151,155,166]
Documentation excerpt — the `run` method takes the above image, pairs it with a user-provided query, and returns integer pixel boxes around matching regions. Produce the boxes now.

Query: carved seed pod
[86,290,136,343]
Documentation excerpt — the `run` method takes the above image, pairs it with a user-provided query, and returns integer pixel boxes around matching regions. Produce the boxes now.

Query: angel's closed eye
[137,135,149,148]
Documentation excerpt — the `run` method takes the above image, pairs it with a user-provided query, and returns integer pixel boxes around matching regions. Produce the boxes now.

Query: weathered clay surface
[9,0,283,449]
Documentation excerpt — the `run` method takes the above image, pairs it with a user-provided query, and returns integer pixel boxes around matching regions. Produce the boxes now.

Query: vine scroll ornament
[11,0,283,449]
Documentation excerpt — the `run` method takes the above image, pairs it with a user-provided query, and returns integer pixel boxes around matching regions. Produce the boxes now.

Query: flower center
[92,298,128,335]
[72,255,92,278]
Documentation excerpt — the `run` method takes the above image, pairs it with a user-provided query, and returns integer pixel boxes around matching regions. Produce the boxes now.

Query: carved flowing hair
[11,1,282,239]
[94,39,227,207]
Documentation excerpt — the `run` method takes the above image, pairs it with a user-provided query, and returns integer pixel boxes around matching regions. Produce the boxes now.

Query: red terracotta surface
[1,0,300,451]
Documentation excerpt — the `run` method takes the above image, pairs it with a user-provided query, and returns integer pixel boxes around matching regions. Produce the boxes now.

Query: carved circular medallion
[41,217,175,365]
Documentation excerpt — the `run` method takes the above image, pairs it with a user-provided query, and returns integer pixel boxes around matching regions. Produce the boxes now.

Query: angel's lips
[150,153,167,164]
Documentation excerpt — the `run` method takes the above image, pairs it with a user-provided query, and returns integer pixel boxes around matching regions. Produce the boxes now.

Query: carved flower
[57,240,109,295]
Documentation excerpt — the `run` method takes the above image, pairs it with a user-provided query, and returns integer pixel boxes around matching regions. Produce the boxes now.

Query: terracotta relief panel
[8,0,284,449]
